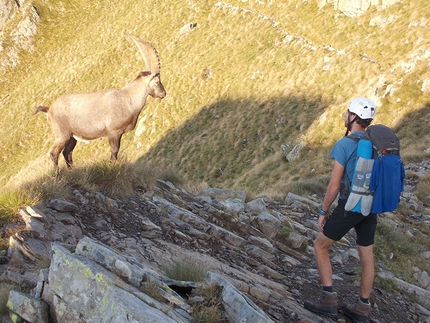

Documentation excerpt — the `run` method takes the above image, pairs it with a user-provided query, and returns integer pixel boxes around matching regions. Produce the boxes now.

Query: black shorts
[323,199,377,246]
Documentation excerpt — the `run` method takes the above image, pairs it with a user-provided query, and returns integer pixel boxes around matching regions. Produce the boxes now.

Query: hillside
[1,2,430,322]
[1,0,430,196]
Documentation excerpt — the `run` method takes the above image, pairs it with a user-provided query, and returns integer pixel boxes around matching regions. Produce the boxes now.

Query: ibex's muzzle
[158,87,167,99]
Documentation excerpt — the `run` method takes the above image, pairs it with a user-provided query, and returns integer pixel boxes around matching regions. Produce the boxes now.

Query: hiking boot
[303,291,338,318]
[342,299,370,323]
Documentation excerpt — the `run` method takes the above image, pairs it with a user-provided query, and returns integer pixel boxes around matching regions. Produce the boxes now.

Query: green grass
[0,190,40,226]
[285,175,330,196]
[374,220,427,284]
[163,259,207,282]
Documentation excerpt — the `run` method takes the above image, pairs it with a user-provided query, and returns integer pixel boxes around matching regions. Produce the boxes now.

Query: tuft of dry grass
[63,160,140,197]
[190,283,226,323]
[140,280,164,303]
[163,258,207,283]
[0,189,40,226]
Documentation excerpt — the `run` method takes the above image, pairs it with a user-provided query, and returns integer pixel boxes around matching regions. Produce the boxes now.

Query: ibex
[35,32,166,168]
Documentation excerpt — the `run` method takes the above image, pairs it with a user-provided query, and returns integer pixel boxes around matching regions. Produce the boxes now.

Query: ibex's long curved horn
[125,32,160,74]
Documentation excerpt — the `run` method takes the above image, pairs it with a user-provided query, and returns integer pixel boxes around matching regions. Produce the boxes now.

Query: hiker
[304,97,377,323]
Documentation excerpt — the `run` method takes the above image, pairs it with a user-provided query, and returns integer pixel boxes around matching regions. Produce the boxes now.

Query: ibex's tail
[34,106,49,115]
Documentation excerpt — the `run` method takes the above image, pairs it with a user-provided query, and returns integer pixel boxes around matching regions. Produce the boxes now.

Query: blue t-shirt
[329,131,364,188]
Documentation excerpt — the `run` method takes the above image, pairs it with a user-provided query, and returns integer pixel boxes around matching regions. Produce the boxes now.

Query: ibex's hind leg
[63,137,77,168]
[108,134,123,162]
[50,136,71,168]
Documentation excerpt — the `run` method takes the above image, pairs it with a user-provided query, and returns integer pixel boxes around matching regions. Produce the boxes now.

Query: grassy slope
[1,0,430,198]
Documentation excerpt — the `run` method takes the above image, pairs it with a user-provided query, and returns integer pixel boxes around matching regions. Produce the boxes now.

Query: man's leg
[303,233,338,318]
[358,244,374,299]
[314,233,336,287]
[342,244,374,322]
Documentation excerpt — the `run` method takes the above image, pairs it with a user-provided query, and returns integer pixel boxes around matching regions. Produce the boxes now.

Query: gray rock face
[201,187,247,202]
[334,0,373,17]
[2,182,323,322]
[46,241,186,323]
[377,270,430,310]
[6,235,280,323]
[321,0,401,17]
[0,0,39,78]
[7,290,48,323]
[2,179,430,322]
[0,0,18,29]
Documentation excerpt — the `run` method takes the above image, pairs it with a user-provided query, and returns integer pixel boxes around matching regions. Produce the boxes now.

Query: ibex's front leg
[62,137,77,168]
[108,134,123,162]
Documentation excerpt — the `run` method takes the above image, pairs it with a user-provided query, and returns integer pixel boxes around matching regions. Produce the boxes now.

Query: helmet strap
[344,112,358,136]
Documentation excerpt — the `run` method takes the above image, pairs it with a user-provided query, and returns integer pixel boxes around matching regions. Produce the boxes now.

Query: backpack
[343,124,405,215]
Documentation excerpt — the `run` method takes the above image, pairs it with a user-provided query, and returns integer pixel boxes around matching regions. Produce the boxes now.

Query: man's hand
[318,215,327,232]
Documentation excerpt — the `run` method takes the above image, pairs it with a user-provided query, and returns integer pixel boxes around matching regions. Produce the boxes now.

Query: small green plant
[373,275,400,294]
[412,226,430,249]
[278,221,295,236]
[163,259,207,282]
[395,202,416,218]
[414,172,430,206]
[34,255,51,271]
[140,280,164,302]
[0,240,8,251]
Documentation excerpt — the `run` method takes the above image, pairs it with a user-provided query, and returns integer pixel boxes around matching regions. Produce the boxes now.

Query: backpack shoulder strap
[339,134,360,199]
[346,133,360,143]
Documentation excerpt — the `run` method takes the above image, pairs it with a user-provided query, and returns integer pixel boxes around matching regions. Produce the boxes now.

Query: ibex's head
[126,32,166,99]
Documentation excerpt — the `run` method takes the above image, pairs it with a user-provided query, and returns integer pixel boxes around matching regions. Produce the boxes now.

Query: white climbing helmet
[348,97,376,120]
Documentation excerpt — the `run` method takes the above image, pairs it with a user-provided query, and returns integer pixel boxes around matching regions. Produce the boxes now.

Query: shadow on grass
[136,94,331,193]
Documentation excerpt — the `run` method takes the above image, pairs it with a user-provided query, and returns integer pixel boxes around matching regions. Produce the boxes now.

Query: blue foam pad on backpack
[347,139,373,214]
[356,139,372,159]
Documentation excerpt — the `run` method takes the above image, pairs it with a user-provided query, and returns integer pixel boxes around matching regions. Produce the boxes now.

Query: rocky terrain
[2,160,430,322]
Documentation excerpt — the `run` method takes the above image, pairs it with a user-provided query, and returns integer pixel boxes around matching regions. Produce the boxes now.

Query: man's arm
[318,160,345,231]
